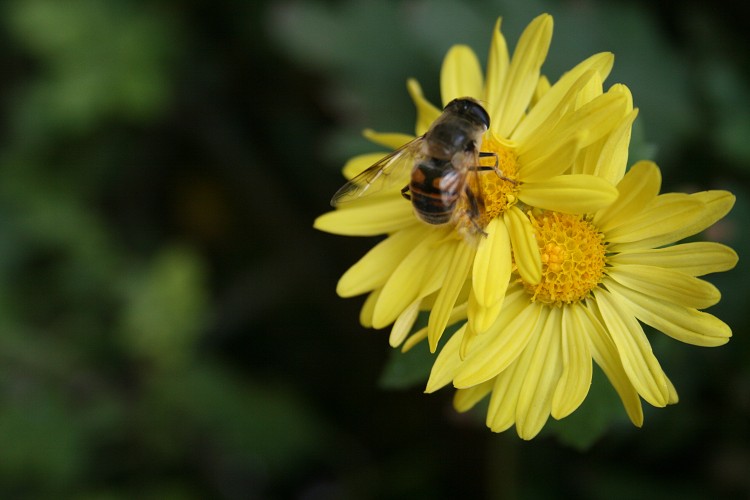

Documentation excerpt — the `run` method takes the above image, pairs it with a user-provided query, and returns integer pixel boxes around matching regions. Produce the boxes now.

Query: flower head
[424,161,737,439]
[315,14,633,350]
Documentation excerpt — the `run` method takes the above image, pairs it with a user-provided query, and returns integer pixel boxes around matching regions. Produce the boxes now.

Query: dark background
[0,0,748,498]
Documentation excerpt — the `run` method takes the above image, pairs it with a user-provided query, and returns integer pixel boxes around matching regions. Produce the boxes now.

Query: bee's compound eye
[447,98,490,129]
[465,101,490,129]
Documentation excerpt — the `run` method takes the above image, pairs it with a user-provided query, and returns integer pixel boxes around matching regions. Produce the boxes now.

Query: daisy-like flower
[424,160,737,440]
[315,14,634,350]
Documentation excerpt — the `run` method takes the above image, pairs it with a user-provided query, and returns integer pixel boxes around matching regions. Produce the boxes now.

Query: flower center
[477,133,520,225]
[451,132,519,238]
[521,211,606,305]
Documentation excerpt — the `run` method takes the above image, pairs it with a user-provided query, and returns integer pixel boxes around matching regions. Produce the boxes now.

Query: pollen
[477,133,520,225]
[453,133,520,236]
[522,211,606,305]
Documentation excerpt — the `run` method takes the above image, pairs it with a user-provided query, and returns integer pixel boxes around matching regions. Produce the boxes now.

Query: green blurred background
[0,0,747,498]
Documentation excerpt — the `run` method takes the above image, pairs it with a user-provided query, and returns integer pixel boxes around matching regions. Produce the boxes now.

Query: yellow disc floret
[522,211,606,305]
[453,132,520,236]
[476,133,520,226]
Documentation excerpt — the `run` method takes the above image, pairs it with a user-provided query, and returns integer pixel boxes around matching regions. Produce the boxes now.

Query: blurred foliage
[0,0,747,498]
[6,0,175,140]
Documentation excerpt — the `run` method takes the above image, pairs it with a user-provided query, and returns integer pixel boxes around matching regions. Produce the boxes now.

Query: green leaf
[119,247,208,369]
[0,387,85,487]
[378,342,436,390]
[144,362,326,472]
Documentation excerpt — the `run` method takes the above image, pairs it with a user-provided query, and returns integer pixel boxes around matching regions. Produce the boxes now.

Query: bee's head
[444,97,490,130]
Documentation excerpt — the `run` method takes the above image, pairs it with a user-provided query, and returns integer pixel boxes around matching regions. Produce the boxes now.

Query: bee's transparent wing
[330,137,423,207]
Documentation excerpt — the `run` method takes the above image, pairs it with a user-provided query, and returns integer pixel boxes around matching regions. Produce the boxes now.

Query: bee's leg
[477,151,516,184]
[479,151,499,168]
[401,185,411,200]
[464,188,488,237]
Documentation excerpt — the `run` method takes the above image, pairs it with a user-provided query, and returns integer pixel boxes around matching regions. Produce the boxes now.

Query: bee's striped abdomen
[409,159,463,225]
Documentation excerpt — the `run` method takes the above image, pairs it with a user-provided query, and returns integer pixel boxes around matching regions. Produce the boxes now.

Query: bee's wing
[331,137,423,207]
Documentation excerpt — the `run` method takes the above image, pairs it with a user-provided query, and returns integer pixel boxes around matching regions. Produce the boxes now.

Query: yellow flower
[424,161,737,439]
[315,14,634,350]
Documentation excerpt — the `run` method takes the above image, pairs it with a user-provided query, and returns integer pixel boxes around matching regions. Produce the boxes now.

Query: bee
[331,97,503,236]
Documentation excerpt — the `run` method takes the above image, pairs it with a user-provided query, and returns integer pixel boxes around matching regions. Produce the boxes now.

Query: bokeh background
[0,0,748,498]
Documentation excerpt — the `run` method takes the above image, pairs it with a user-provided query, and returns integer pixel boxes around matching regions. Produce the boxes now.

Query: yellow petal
[504,206,542,284]
[552,305,593,419]
[389,299,421,347]
[564,90,629,147]
[517,134,583,183]
[573,69,604,109]
[407,79,442,136]
[493,14,553,137]
[512,52,614,144]
[519,89,628,160]
[516,307,561,440]
[440,45,483,106]
[427,240,476,351]
[373,230,446,328]
[570,134,600,176]
[592,108,638,185]
[593,160,661,231]
[605,278,731,347]
[608,191,735,252]
[604,196,706,249]
[417,234,458,297]
[483,18,509,113]
[666,374,679,405]
[337,225,430,297]
[425,325,466,393]
[593,289,669,407]
[458,319,478,360]
[532,75,551,106]
[472,217,512,307]
[401,325,427,352]
[402,302,467,353]
[362,129,415,150]
[454,301,544,388]
[607,83,635,112]
[576,302,643,426]
[467,285,527,351]
[359,288,380,328]
[643,190,736,247]
[453,380,494,412]
[513,69,596,148]
[571,87,626,176]
[486,359,522,433]
[518,174,618,214]
[607,264,720,309]
[564,51,615,86]
[688,190,735,233]
[467,288,504,336]
[608,242,738,276]
[314,197,416,236]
